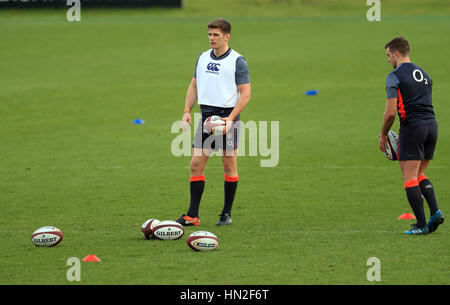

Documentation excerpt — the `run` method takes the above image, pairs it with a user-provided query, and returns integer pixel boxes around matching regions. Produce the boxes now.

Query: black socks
[223,175,239,216]
[187,174,239,218]
[404,180,426,228]
[418,175,439,217]
[187,175,205,218]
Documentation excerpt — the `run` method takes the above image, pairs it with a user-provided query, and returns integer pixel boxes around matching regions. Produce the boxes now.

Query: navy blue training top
[385,62,436,128]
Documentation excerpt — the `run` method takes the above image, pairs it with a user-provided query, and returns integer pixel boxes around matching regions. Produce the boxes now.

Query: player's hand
[378,132,388,152]
[182,112,192,131]
[222,117,234,133]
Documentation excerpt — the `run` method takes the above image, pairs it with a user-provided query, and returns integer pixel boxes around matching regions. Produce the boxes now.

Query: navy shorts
[398,122,438,161]
[193,105,240,152]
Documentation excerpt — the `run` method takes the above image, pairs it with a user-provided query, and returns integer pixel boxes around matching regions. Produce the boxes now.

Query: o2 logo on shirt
[206,63,221,73]
[413,69,429,84]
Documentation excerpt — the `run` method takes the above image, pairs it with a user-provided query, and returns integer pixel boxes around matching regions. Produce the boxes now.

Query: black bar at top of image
[0,0,183,8]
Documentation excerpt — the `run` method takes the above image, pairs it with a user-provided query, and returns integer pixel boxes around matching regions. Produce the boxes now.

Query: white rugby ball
[31,226,63,247]
[383,130,399,161]
[187,231,219,251]
[203,115,226,136]
[152,220,184,240]
[141,219,160,240]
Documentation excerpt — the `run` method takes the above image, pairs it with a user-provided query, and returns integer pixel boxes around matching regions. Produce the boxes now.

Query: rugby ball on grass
[187,231,219,251]
[203,115,226,136]
[152,220,184,240]
[141,219,160,240]
[383,130,399,161]
[31,226,63,247]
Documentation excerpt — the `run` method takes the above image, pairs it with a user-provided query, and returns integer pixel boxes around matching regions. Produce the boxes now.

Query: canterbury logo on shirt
[206,62,221,73]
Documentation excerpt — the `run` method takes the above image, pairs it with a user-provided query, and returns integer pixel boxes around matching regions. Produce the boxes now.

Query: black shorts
[193,105,240,152]
[398,122,438,161]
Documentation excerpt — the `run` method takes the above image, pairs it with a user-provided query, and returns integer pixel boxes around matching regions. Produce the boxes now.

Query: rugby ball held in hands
[31,226,63,247]
[187,231,219,251]
[203,115,226,136]
[152,220,184,240]
[141,218,160,240]
[383,130,399,161]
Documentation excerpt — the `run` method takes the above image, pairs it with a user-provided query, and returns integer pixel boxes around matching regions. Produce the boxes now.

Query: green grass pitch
[1,0,449,285]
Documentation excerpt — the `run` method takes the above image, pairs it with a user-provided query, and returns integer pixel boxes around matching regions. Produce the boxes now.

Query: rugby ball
[187,231,219,251]
[203,115,226,136]
[383,130,399,161]
[152,220,184,240]
[31,226,63,247]
[141,218,160,240]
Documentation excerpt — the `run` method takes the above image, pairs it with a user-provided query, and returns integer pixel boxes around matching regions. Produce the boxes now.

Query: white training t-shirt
[195,48,243,108]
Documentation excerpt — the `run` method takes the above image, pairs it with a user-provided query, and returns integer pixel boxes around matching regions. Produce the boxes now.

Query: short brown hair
[385,37,410,56]
[207,18,231,34]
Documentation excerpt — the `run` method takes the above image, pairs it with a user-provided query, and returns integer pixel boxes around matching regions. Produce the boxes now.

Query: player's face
[208,28,229,50]
[385,48,398,68]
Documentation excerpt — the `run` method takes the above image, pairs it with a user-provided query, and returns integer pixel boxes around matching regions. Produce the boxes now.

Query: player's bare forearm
[378,98,397,151]
[184,77,197,113]
[381,113,395,136]
[227,83,251,121]
[182,77,197,129]
[380,98,397,135]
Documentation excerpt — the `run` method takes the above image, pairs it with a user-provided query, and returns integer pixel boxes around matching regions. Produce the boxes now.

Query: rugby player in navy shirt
[378,37,444,234]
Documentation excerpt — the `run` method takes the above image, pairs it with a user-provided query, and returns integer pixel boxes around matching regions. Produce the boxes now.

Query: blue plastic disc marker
[132,119,145,124]
[305,90,318,96]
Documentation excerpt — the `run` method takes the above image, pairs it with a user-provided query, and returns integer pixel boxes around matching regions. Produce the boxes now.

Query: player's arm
[378,98,397,152]
[379,72,399,152]
[381,98,397,135]
[182,77,197,130]
[227,83,251,121]
[223,83,251,133]
[223,56,251,129]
